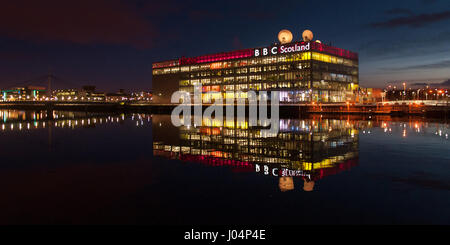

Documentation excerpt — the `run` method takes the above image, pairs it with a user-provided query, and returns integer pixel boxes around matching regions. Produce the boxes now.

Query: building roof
[152,41,358,69]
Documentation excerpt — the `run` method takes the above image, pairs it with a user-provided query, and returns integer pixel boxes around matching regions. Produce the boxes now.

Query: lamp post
[403,82,406,101]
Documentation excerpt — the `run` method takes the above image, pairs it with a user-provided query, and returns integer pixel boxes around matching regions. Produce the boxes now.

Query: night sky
[0,0,449,92]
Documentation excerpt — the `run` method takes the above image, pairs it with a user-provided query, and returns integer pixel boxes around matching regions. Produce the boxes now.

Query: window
[250,67,262,73]
[236,68,248,74]
[249,75,262,82]
[236,84,248,90]
[236,76,247,82]
[224,77,235,83]
[223,85,234,91]
[179,80,190,86]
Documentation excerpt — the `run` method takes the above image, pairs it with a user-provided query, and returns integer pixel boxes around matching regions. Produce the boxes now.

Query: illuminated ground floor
[178,80,358,103]
[179,89,355,103]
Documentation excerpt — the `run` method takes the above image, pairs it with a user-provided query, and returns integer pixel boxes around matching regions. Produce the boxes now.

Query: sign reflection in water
[153,115,360,192]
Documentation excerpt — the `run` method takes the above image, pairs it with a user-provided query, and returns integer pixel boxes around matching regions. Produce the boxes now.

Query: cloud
[383,60,450,71]
[370,10,450,28]
[412,79,450,87]
[357,31,450,60]
[0,0,158,49]
[411,82,429,86]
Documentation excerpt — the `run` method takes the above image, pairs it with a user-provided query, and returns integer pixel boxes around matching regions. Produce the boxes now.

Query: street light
[403,82,406,100]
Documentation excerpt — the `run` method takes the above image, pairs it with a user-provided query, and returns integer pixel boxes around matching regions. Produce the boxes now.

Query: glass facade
[152,42,358,103]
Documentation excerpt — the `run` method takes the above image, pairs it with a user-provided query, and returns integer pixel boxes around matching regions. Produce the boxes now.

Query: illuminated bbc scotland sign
[254,42,310,57]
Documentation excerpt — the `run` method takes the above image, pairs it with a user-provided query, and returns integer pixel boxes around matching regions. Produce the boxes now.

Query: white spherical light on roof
[278,29,293,44]
[302,30,314,42]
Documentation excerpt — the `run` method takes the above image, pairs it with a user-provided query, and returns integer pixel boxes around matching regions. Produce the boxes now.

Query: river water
[0,110,449,224]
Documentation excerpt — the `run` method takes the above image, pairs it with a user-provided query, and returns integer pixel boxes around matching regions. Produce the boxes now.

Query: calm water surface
[0,110,449,224]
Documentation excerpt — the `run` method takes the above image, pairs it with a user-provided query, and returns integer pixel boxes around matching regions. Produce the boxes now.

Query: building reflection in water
[1,109,448,192]
[0,110,153,131]
[153,115,361,192]
[152,115,449,191]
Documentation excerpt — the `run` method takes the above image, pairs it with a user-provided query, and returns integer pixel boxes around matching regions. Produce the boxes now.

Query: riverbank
[0,101,449,118]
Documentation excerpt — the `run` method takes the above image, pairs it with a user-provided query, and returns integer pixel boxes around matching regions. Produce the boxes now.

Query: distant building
[53,89,79,100]
[1,84,149,103]
[1,86,46,101]
[52,86,106,101]
[359,88,383,103]
[88,92,106,101]
[106,89,129,102]
[131,91,152,101]
[79,85,106,101]
[82,85,96,93]
[105,90,152,102]
[385,87,449,101]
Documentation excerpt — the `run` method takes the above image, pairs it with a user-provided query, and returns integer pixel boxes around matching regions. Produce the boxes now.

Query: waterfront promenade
[0,100,449,117]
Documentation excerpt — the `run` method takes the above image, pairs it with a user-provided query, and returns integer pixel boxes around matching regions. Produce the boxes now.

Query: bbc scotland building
[152,30,358,104]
